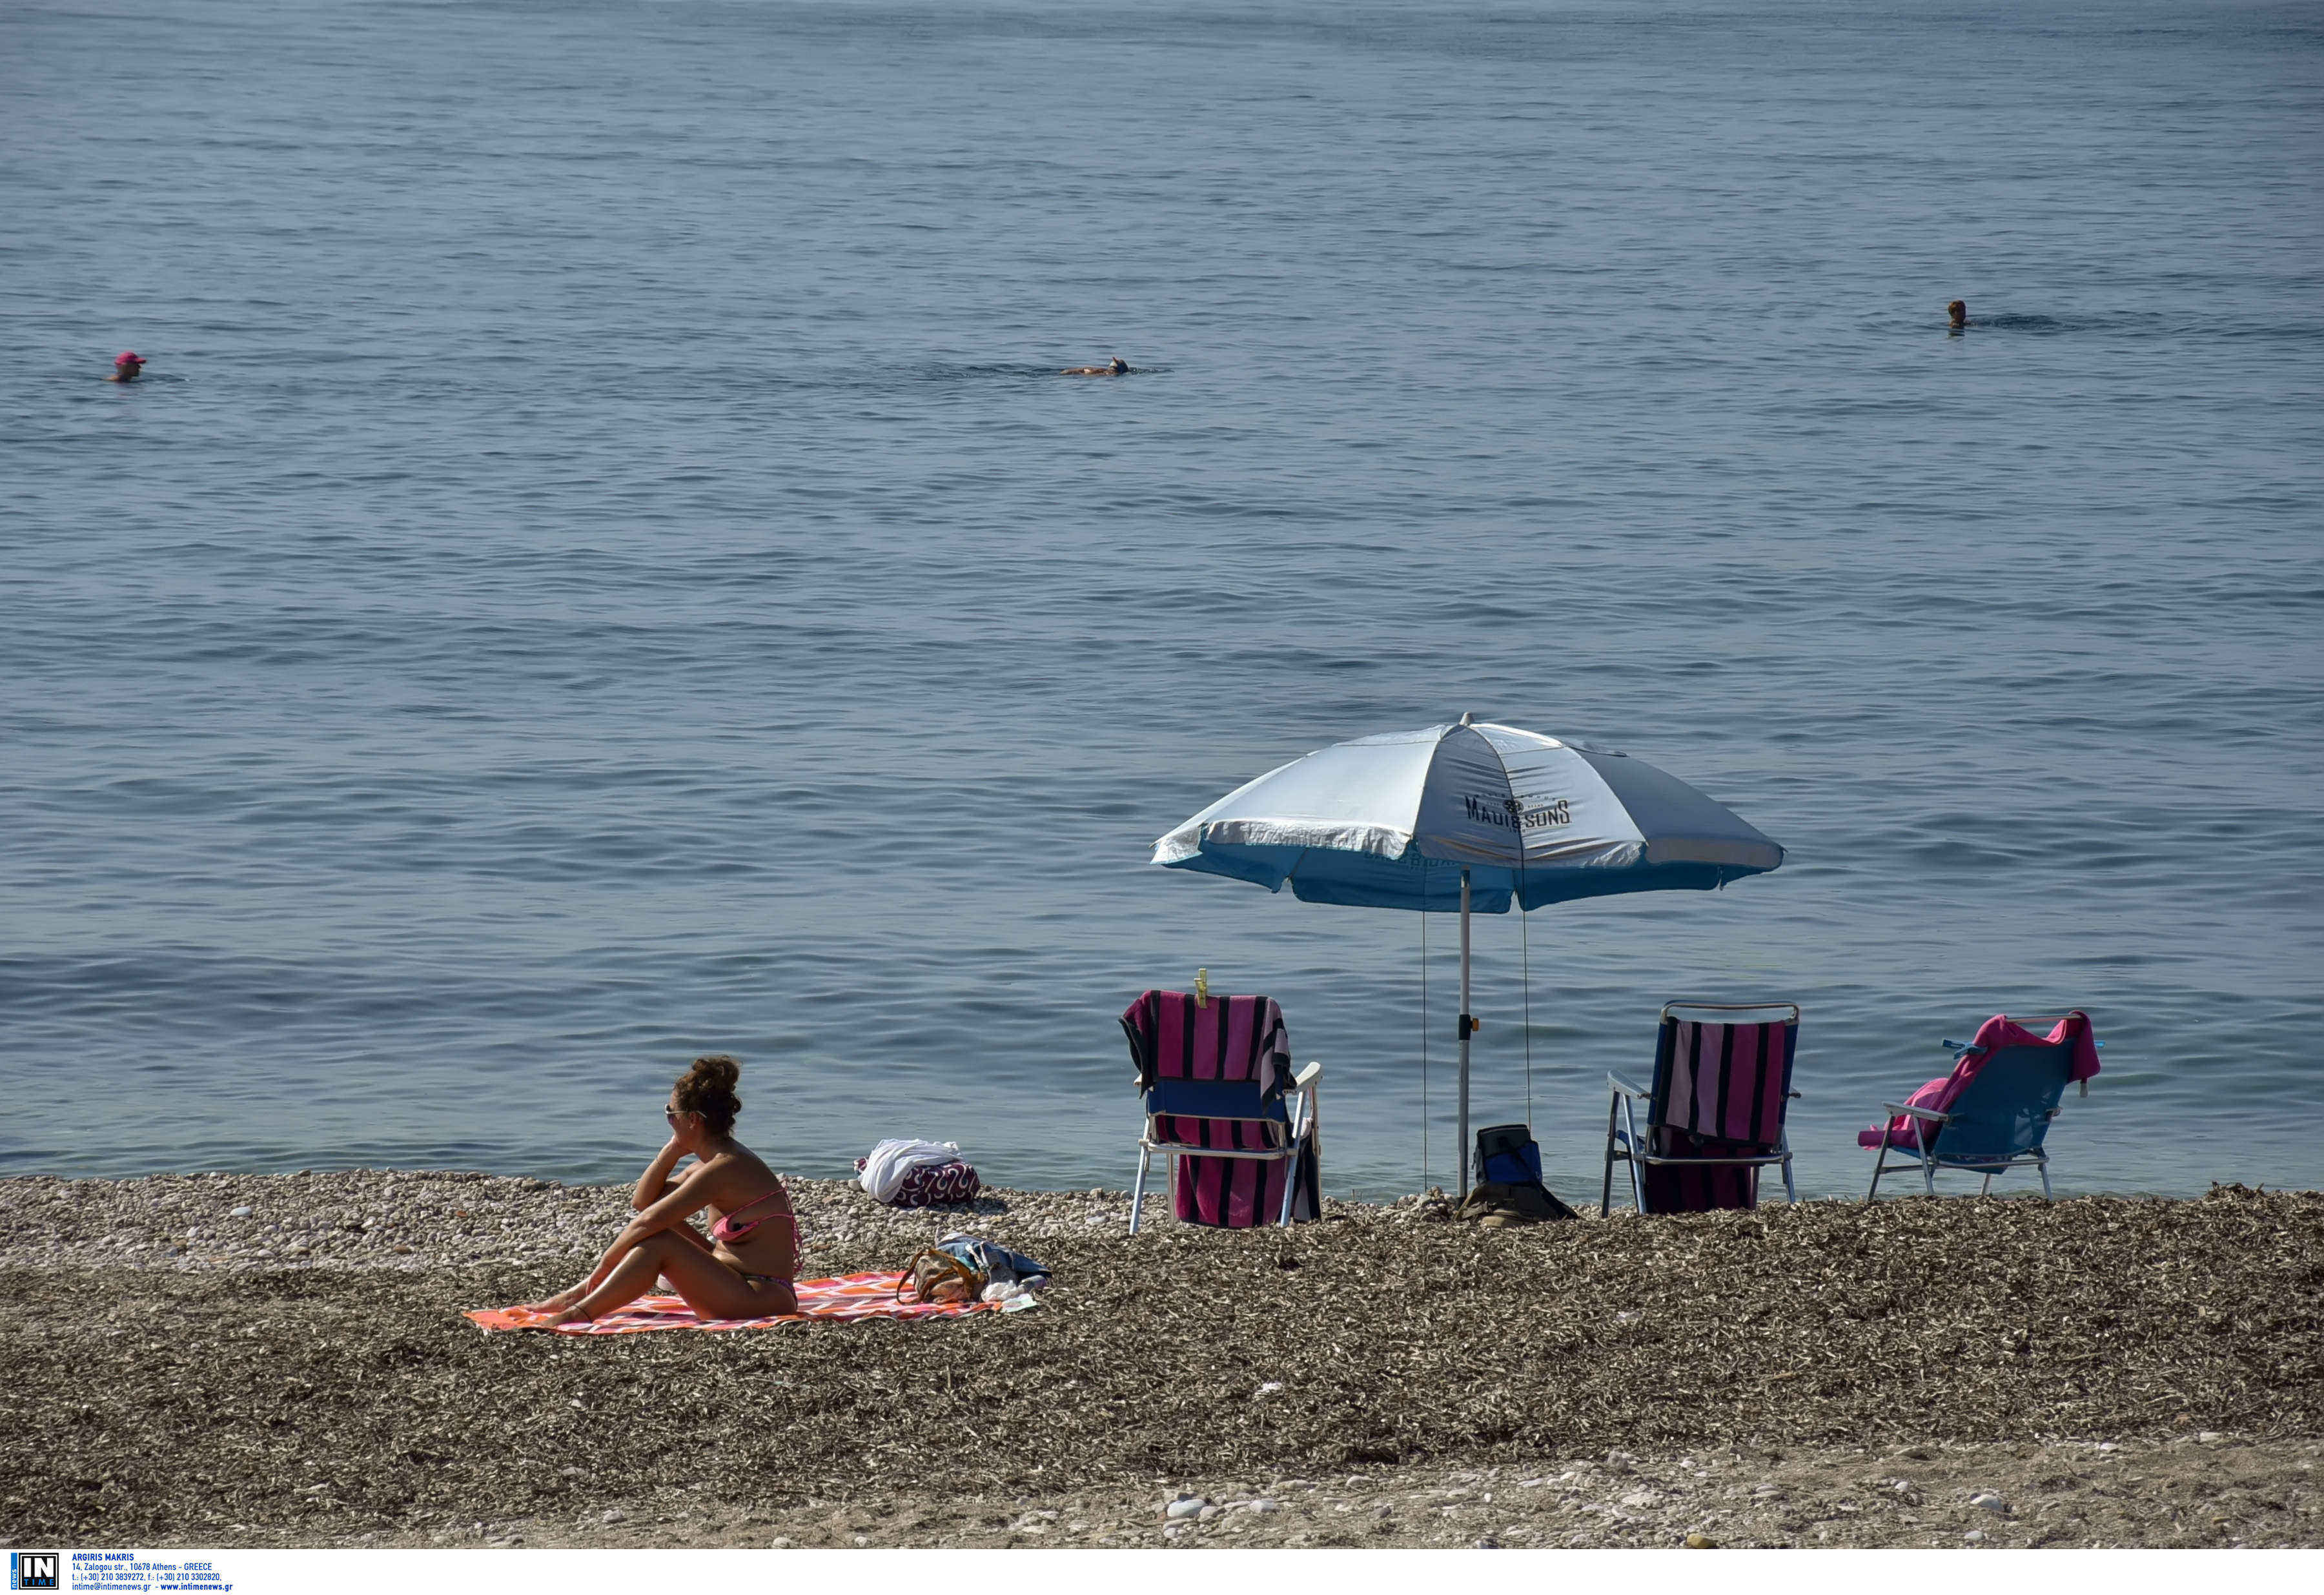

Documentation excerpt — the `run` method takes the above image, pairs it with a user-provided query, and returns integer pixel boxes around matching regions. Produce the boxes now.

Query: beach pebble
[1969,1492,2008,1513]
[1963,1529,1986,1543]
[1246,1498,1280,1514]
[1164,1496,1207,1520]
[229,1206,253,1218]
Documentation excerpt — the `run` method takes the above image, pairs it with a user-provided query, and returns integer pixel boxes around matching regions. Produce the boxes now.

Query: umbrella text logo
[1465,795,1572,831]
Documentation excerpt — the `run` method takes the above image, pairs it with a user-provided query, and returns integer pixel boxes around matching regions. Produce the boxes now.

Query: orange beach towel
[465,1271,1008,1336]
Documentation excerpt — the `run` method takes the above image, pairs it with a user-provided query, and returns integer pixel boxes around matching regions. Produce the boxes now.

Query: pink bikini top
[708,1187,792,1246]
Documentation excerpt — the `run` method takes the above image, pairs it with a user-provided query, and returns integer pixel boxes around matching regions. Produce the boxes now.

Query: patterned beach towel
[464,1272,1009,1336]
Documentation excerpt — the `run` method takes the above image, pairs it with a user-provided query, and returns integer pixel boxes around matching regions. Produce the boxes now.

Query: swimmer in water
[1062,356,1130,376]
[1947,300,1968,330]
[107,351,146,382]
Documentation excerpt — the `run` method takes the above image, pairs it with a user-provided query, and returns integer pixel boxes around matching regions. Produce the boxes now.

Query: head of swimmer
[110,351,146,382]
[1947,300,1968,329]
[665,1052,742,1152]
[1107,356,1128,374]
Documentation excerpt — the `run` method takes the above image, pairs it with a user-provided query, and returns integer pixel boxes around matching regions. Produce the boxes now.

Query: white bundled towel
[858,1138,966,1203]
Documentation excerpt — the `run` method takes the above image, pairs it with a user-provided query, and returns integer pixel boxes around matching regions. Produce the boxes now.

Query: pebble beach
[2,1172,2319,1550]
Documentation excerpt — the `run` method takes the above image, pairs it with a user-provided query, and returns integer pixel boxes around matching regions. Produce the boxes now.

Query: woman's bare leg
[532,1243,668,1326]
[520,1221,712,1314]
[528,1235,795,1326]
[517,1282,589,1314]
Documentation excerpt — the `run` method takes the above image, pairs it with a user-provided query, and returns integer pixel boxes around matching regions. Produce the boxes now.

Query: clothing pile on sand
[856,1139,982,1206]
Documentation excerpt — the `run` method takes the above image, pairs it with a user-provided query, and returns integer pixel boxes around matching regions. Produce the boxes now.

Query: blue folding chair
[1864,1015,2097,1201]
[1129,1068,1322,1234]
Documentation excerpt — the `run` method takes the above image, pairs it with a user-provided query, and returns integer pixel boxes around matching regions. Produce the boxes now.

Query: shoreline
[1,1173,2318,1549]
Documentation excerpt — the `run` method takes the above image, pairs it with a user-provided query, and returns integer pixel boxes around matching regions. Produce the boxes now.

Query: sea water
[4,0,2319,1201]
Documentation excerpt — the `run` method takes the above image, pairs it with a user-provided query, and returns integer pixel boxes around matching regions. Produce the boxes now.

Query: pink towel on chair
[1860,1011,2099,1150]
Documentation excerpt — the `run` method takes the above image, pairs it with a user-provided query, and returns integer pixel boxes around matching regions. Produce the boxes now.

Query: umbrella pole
[1458,868,1471,1197]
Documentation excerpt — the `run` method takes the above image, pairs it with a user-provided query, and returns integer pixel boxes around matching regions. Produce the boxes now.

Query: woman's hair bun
[673,1053,742,1136]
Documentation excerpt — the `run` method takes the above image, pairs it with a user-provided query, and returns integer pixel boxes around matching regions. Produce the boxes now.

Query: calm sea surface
[5,0,2320,1201]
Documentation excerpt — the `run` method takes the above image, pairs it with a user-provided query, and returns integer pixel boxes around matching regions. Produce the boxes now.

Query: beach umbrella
[1152,715,1784,1192]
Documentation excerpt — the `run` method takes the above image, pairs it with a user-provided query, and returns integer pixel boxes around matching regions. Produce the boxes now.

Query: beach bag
[1464,1126,1575,1224]
[1473,1124,1545,1190]
[898,1245,986,1304]
[895,1160,982,1207]
[936,1234,1049,1289]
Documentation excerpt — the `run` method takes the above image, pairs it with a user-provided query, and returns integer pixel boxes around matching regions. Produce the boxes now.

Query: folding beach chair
[1862,1011,2100,1201]
[1120,988,1321,1234]
[1602,1002,1800,1215]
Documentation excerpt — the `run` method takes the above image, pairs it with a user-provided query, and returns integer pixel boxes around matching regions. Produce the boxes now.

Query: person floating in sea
[1947,300,1968,330]
[1062,356,1130,376]
[515,1054,800,1326]
[107,351,146,382]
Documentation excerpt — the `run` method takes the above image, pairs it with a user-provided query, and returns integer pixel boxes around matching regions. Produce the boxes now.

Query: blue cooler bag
[1474,1123,1545,1189]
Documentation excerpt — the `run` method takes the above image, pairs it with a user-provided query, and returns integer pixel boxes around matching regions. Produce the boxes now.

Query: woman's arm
[632,1137,687,1212]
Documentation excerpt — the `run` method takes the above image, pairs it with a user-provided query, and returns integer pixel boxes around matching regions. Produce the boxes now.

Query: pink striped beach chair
[1602,1002,1800,1215]
[1119,989,1321,1234]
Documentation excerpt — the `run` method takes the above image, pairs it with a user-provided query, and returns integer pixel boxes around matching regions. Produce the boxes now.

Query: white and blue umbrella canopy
[1153,720,1783,911]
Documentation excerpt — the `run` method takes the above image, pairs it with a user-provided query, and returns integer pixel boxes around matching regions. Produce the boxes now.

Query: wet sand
[1,1173,2318,1549]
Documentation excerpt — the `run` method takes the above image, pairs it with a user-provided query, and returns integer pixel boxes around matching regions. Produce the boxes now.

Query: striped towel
[1655,1012,1796,1147]
[464,1272,1006,1336]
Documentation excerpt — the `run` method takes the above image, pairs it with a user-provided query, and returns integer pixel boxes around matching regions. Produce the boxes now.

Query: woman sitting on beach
[518,1055,799,1326]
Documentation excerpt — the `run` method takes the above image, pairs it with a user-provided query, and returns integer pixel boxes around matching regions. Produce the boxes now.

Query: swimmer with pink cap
[107,352,145,383]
